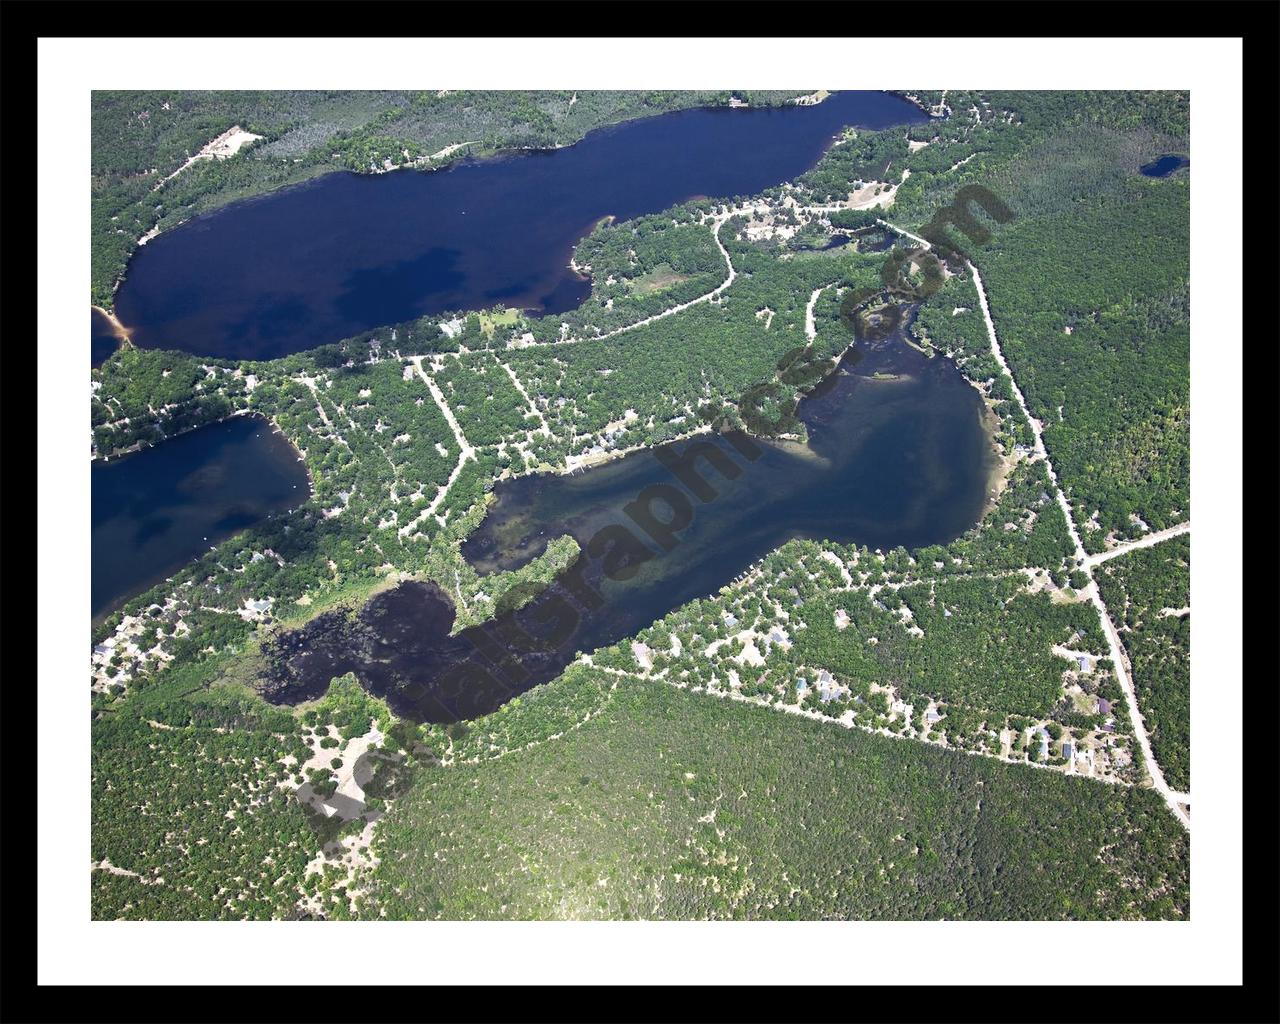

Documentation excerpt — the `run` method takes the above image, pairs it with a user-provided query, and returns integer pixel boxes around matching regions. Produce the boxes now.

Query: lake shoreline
[93,405,255,464]
[110,92,928,357]
[95,95,843,313]
[92,413,314,622]
[91,304,131,339]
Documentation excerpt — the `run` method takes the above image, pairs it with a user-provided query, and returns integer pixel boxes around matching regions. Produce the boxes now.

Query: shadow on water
[261,309,998,723]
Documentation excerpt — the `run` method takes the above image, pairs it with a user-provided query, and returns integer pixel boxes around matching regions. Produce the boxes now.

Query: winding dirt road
[1083,521,1191,568]
[397,358,476,537]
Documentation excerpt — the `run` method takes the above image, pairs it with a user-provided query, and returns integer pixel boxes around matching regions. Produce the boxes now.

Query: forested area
[942,460,1077,573]
[521,205,728,342]
[911,275,1036,455]
[363,670,1187,920]
[91,348,248,455]
[505,227,883,460]
[92,669,429,920]
[976,182,1189,549]
[798,127,908,202]
[792,576,1105,718]
[91,688,315,919]
[889,90,1188,230]
[1095,536,1191,792]
[436,664,616,765]
[434,352,537,448]
[299,358,458,516]
[852,90,1192,551]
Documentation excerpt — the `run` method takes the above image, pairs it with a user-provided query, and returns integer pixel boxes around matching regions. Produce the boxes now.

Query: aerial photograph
[74,80,1203,926]
[82,84,1198,925]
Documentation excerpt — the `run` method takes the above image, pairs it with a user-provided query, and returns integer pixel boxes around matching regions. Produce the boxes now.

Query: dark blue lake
[92,415,310,620]
[112,92,927,360]
[1140,154,1189,178]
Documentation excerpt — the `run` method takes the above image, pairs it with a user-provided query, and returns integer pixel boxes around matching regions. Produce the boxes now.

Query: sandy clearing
[91,305,132,340]
[92,859,164,885]
[155,125,262,190]
[804,285,830,341]
[428,140,479,161]
[792,90,831,106]
[290,721,383,818]
[849,168,911,211]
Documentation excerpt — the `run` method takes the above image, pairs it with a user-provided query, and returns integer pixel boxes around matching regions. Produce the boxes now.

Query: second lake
[258,312,998,722]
